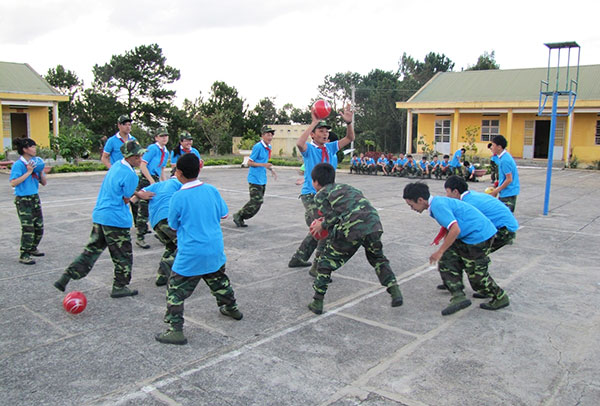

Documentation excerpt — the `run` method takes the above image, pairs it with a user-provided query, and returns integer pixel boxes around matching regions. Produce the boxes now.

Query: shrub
[51,162,108,173]
[50,123,93,162]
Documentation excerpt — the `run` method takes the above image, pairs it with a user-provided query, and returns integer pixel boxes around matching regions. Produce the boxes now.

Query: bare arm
[9,162,35,187]
[39,172,47,186]
[140,161,155,185]
[337,104,355,150]
[101,152,111,169]
[297,112,319,153]
[430,223,460,264]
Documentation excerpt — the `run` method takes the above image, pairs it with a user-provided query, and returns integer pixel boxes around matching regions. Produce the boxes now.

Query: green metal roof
[0,61,62,96]
[407,64,600,103]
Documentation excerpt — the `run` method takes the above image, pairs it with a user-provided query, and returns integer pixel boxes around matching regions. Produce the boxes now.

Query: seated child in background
[392,153,407,176]
[403,154,418,177]
[307,163,403,314]
[350,154,361,174]
[418,156,431,178]
[440,155,451,178]
[376,154,389,176]
[464,161,478,182]
[155,153,242,346]
[430,155,441,179]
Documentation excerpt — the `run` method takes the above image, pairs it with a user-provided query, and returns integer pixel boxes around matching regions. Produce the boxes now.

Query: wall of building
[1,105,51,149]
[571,113,600,162]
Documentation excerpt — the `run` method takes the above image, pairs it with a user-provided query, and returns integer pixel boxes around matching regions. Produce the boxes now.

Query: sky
[2,0,599,110]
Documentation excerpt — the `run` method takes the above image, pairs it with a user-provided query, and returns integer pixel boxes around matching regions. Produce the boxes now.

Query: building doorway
[534,120,550,158]
[10,113,28,148]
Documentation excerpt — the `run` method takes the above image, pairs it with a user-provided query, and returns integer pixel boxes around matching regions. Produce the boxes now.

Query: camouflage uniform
[64,223,133,288]
[153,219,177,280]
[164,265,238,330]
[439,237,506,300]
[235,183,266,222]
[499,196,517,213]
[134,174,160,239]
[293,193,327,263]
[489,227,516,253]
[311,183,398,300]
[15,194,44,258]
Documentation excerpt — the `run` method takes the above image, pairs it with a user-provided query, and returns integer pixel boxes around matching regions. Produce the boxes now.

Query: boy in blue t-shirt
[403,182,509,315]
[170,131,202,171]
[54,141,146,298]
[403,154,418,176]
[430,155,441,179]
[449,148,466,176]
[9,138,47,265]
[134,128,170,249]
[349,154,361,174]
[418,156,431,178]
[463,161,477,182]
[134,176,183,286]
[101,115,136,168]
[155,153,242,345]
[392,153,407,176]
[233,126,277,227]
[489,135,520,212]
[288,104,355,271]
[440,154,451,179]
[376,154,389,175]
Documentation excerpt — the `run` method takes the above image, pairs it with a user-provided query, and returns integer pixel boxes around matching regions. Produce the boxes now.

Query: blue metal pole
[543,92,559,215]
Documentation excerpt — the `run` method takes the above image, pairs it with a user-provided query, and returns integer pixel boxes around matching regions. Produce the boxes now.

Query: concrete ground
[1,165,599,406]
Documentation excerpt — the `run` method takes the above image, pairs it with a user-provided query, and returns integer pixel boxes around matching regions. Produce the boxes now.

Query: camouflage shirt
[314,183,383,241]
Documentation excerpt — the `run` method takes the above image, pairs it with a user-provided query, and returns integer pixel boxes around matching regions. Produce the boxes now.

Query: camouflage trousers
[134,174,160,239]
[292,193,327,262]
[164,265,238,330]
[489,227,516,254]
[499,195,517,213]
[313,231,397,300]
[65,223,133,288]
[236,183,266,221]
[15,194,44,258]
[153,219,177,278]
[439,238,505,299]
[490,161,499,182]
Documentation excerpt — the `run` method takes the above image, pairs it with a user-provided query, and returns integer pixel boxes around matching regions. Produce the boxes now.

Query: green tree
[197,109,233,155]
[44,65,83,126]
[247,97,278,133]
[201,81,246,143]
[467,51,500,71]
[74,87,125,139]
[399,52,455,87]
[92,43,180,128]
[50,123,93,162]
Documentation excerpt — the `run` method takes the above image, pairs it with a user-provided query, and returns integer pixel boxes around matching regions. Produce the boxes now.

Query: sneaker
[135,238,150,249]
[480,294,510,310]
[288,257,311,268]
[155,329,187,345]
[19,256,35,265]
[308,299,323,315]
[53,273,71,292]
[436,284,448,290]
[472,292,489,299]
[29,250,45,257]
[155,275,168,287]
[387,285,403,307]
[219,305,243,320]
[441,295,471,316]
[233,213,247,228]
[110,286,139,298]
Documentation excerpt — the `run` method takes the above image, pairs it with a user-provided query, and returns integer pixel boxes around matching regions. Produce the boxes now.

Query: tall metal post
[543,92,559,215]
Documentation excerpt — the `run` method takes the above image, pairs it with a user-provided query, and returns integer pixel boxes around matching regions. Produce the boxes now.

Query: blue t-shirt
[466,166,474,175]
[419,160,429,170]
[405,160,417,168]
[301,141,339,195]
[170,146,201,166]
[103,133,136,164]
[247,140,271,185]
[462,191,518,232]
[497,151,520,198]
[142,143,169,177]
[92,160,139,228]
[143,177,182,228]
[429,196,496,245]
[491,155,499,165]
[351,157,360,166]
[441,160,450,168]
[431,159,440,168]
[450,150,463,167]
[377,157,388,165]
[396,158,407,166]
[168,180,228,276]
[10,156,45,196]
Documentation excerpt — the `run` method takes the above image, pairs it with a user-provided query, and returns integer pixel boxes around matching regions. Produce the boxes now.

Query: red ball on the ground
[312,100,332,120]
[63,291,87,314]
[310,218,329,240]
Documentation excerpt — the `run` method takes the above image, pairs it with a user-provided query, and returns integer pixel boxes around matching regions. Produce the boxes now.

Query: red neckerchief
[431,227,447,246]
[182,146,191,154]
[156,143,165,166]
[261,141,272,159]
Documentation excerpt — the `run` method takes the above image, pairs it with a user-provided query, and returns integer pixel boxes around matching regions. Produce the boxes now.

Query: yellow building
[397,65,600,164]
[232,124,307,157]
[1,61,68,150]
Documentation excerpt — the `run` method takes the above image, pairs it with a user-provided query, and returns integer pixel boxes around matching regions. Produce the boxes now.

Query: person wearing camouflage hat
[54,140,146,298]
[306,163,403,315]
[170,131,202,171]
[232,126,277,228]
[101,115,136,168]
[134,128,170,249]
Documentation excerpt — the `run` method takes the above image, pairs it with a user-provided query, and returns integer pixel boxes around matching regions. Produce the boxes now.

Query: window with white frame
[434,119,451,143]
[481,119,499,142]
[596,120,600,145]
